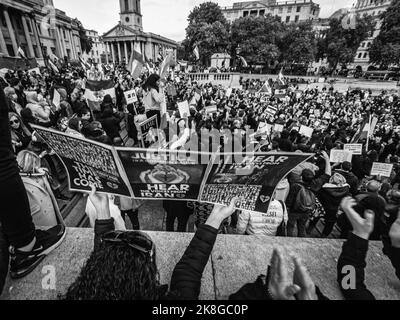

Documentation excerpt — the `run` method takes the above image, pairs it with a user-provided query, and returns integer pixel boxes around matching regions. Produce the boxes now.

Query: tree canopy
[369,0,400,68]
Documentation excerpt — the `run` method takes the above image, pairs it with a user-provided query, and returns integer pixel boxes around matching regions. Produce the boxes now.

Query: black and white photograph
[0,0,399,311]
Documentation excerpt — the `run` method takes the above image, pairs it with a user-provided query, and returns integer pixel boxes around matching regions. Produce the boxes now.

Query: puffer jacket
[236,200,287,236]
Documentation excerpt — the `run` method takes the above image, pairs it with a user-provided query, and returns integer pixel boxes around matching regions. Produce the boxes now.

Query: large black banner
[200,153,313,213]
[32,125,131,197]
[116,148,210,201]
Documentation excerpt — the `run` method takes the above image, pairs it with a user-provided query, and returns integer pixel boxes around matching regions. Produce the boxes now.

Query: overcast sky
[53,0,355,41]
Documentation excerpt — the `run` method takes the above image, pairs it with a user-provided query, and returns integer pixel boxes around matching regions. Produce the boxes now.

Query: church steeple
[119,0,142,31]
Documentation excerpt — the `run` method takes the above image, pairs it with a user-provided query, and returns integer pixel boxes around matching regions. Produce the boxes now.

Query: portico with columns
[101,0,176,65]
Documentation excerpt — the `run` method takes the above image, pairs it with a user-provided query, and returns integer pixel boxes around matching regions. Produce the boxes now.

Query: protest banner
[124,89,138,105]
[200,153,313,213]
[138,115,159,149]
[52,89,61,109]
[31,125,131,197]
[177,100,190,118]
[371,163,393,177]
[299,125,314,138]
[330,150,353,163]
[344,144,363,155]
[116,149,211,201]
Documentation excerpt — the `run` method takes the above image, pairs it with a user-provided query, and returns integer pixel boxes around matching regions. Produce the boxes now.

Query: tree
[318,14,375,72]
[281,22,318,66]
[230,15,286,68]
[184,2,230,65]
[370,0,400,69]
[74,19,93,55]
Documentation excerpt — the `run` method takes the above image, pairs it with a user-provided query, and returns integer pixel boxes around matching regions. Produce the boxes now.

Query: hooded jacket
[334,169,359,196]
[318,183,350,217]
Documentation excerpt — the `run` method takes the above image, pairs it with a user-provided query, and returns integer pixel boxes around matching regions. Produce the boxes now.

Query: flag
[79,55,91,70]
[17,47,27,59]
[351,115,370,143]
[159,51,174,80]
[84,80,115,111]
[258,79,272,95]
[193,45,200,61]
[237,55,248,68]
[47,59,59,73]
[278,68,286,85]
[128,49,145,80]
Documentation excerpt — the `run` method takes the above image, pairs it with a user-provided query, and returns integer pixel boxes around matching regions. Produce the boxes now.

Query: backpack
[293,184,316,214]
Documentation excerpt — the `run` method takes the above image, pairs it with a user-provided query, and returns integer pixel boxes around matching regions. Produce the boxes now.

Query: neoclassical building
[101,0,177,65]
[0,0,83,66]
[351,0,392,71]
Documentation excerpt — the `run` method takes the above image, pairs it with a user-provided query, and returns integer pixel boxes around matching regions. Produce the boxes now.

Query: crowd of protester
[0,57,399,300]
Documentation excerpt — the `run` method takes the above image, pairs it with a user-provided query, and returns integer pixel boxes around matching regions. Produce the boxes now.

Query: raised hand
[88,185,111,220]
[341,197,375,240]
[206,197,239,229]
[268,249,300,300]
[293,257,318,300]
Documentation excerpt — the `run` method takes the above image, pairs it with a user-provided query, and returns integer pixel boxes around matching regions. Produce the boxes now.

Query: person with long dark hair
[142,74,165,126]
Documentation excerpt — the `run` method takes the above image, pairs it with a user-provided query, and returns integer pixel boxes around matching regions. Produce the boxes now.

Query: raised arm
[337,197,376,300]
[169,199,237,300]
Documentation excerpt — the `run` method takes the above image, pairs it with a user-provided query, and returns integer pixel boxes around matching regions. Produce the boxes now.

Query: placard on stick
[344,144,363,155]
[177,101,190,118]
[330,150,353,163]
[371,163,393,177]
[299,125,313,138]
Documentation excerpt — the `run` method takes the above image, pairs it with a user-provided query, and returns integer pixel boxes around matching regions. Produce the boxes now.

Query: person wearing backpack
[286,151,332,237]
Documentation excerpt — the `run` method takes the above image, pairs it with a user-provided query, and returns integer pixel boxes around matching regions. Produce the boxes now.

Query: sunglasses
[10,119,20,125]
[101,230,155,259]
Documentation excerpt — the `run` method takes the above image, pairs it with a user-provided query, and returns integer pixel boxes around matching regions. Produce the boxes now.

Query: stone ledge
[1,228,400,300]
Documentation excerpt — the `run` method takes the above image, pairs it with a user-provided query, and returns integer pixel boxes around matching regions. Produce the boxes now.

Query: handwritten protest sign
[344,144,363,155]
[177,101,190,118]
[32,125,131,197]
[371,163,393,177]
[200,153,313,213]
[116,149,211,201]
[124,89,138,104]
[138,115,159,149]
[330,150,353,163]
[52,89,61,109]
[299,125,314,138]
[274,124,284,132]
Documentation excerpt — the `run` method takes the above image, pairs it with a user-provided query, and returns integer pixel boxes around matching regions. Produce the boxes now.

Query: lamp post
[236,45,241,72]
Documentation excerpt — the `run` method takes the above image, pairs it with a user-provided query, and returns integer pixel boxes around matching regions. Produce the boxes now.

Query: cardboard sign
[371,163,393,177]
[299,125,314,138]
[274,124,284,132]
[138,115,159,149]
[205,105,217,114]
[330,150,353,163]
[177,101,190,118]
[52,89,61,108]
[124,89,138,105]
[344,144,363,155]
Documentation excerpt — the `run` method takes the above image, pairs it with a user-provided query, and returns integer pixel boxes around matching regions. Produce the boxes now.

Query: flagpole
[366,114,372,152]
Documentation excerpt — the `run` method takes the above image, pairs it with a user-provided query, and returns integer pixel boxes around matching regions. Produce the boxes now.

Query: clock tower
[119,0,143,31]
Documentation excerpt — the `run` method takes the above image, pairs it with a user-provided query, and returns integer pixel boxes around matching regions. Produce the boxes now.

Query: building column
[117,41,122,63]
[3,8,18,56]
[0,27,8,55]
[124,41,128,62]
[21,15,34,58]
[30,16,43,58]
[104,42,109,64]
[55,27,64,58]
[68,29,76,59]
[111,42,116,64]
